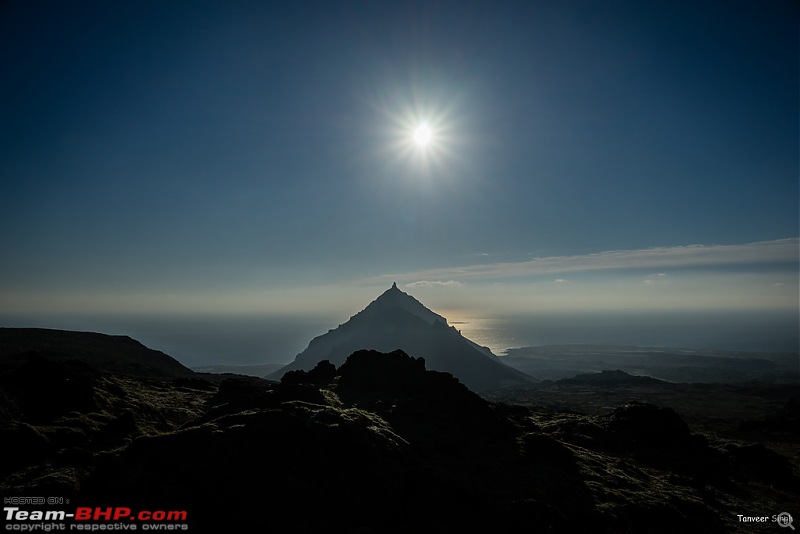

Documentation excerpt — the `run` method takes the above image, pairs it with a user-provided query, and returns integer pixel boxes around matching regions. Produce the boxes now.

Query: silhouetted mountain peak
[269,285,537,391]
[359,283,447,326]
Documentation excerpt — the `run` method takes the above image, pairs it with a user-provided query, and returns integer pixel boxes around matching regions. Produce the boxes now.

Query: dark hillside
[0,327,194,378]
[2,343,797,533]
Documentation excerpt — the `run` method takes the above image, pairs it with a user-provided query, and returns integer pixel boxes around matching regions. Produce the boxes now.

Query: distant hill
[268,283,536,391]
[0,327,194,378]
[502,344,798,383]
[192,362,286,378]
[556,369,667,386]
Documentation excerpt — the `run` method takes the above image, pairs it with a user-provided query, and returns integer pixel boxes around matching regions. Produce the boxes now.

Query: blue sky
[1,0,797,319]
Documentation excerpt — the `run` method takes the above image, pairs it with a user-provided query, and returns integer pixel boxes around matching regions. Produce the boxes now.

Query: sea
[1,309,797,368]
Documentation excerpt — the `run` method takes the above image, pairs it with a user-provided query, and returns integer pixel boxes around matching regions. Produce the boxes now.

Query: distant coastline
[1,308,797,369]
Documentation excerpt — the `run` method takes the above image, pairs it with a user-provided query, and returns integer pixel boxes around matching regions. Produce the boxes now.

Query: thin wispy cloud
[406,280,465,288]
[643,273,668,285]
[371,239,798,285]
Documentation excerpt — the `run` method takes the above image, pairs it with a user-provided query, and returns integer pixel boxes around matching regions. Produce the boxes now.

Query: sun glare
[413,123,432,147]
[371,91,462,176]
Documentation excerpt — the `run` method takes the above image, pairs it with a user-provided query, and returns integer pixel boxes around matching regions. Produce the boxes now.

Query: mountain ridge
[269,284,536,391]
[357,282,447,325]
[0,327,194,378]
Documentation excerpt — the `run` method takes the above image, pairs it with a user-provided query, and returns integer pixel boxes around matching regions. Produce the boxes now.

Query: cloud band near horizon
[372,238,799,286]
[2,238,796,316]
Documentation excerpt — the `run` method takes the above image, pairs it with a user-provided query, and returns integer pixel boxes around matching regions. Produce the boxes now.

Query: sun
[371,93,460,176]
[413,123,433,147]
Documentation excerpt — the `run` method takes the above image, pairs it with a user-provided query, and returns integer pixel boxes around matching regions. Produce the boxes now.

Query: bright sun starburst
[371,89,463,178]
[413,123,432,147]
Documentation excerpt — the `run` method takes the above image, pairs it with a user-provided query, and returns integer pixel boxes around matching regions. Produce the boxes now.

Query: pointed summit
[364,283,447,326]
[269,286,536,391]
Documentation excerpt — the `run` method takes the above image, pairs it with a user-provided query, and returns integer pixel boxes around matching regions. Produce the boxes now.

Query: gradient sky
[1,0,797,319]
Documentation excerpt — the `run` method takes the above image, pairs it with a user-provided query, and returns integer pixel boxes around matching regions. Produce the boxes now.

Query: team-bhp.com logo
[5,506,189,530]
[74,508,187,522]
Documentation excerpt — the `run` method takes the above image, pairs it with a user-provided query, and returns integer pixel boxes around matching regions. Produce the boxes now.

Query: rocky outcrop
[1,338,797,533]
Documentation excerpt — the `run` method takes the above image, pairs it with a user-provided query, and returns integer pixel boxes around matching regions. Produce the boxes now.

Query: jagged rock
[80,351,582,532]
[281,359,337,387]
[334,350,514,450]
[2,331,796,534]
[215,376,276,407]
[337,349,446,392]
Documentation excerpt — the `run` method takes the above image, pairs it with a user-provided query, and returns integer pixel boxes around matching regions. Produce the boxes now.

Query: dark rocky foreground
[1,345,798,533]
